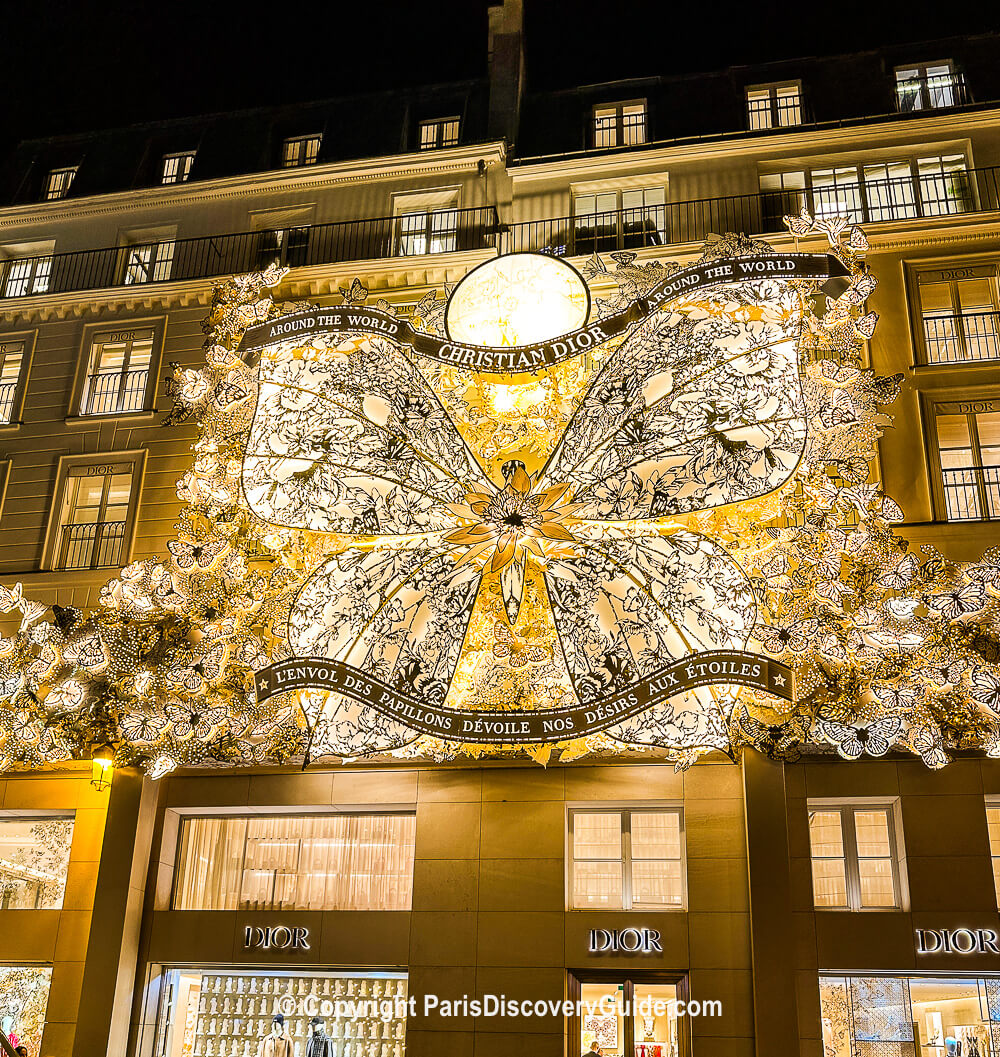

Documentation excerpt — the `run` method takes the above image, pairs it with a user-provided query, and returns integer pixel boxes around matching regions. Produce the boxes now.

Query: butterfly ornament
[241,250,836,757]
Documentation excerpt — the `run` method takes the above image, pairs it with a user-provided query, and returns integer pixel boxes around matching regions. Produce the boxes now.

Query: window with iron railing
[593,101,647,148]
[2,255,52,298]
[746,83,803,130]
[895,62,966,112]
[930,400,1000,522]
[419,117,460,149]
[255,226,310,269]
[123,240,175,285]
[56,462,134,570]
[282,134,322,168]
[573,187,666,254]
[397,208,458,255]
[44,166,77,200]
[80,327,154,416]
[0,340,27,424]
[913,264,1000,365]
[161,151,195,184]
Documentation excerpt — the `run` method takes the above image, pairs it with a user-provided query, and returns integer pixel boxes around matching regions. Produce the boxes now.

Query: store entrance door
[572,975,684,1057]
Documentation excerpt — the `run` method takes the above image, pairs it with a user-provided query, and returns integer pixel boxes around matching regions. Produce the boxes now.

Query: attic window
[162,151,196,184]
[282,135,322,168]
[419,118,461,149]
[592,102,647,149]
[44,166,78,201]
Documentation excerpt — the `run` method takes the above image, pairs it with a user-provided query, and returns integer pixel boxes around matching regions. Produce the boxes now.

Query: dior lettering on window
[244,926,311,951]
[915,928,1000,954]
[588,928,663,954]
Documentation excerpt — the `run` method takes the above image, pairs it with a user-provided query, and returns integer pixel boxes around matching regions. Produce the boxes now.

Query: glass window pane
[811,857,848,907]
[632,859,683,906]
[920,280,954,314]
[573,860,623,908]
[909,975,989,1050]
[632,982,678,1054]
[631,812,680,859]
[854,810,891,857]
[0,965,52,1055]
[581,982,623,1054]
[858,858,896,907]
[936,414,972,450]
[0,818,74,909]
[809,811,845,856]
[573,812,621,859]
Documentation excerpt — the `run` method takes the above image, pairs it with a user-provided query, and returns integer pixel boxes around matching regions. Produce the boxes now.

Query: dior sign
[588,928,663,954]
[915,928,1000,954]
[243,926,311,951]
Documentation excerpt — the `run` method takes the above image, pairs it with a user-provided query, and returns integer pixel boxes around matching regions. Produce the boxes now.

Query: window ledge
[65,409,158,427]
[0,420,23,433]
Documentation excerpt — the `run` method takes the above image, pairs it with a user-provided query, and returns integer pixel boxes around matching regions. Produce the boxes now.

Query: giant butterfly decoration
[240,250,846,757]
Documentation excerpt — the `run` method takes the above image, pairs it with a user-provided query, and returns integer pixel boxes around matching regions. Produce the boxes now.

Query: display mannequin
[256,1015,293,1057]
[306,1017,334,1057]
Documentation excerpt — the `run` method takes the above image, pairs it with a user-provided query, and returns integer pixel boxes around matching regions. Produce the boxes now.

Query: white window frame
[392,188,461,257]
[567,803,686,911]
[249,206,315,269]
[161,151,195,184]
[922,388,1000,523]
[42,449,146,572]
[120,227,177,286]
[71,317,165,420]
[0,330,37,427]
[419,117,461,150]
[807,799,906,911]
[572,183,667,252]
[895,60,961,112]
[44,166,78,200]
[282,134,322,168]
[592,100,648,148]
[0,240,55,300]
[908,258,1000,366]
[746,81,803,130]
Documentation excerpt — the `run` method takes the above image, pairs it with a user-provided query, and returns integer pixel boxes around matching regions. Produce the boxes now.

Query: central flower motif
[442,460,579,625]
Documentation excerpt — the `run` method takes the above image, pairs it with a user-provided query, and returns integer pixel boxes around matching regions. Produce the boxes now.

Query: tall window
[44,166,77,200]
[419,117,460,149]
[161,151,195,184]
[255,226,310,269]
[808,803,902,909]
[80,327,154,415]
[0,966,52,1057]
[895,61,965,111]
[0,817,74,909]
[929,399,1000,521]
[573,187,666,253]
[746,82,803,129]
[593,101,647,148]
[397,208,458,255]
[173,814,416,911]
[987,799,1000,906]
[56,462,135,570]
[0,340,26,423]
[913,264,1000,365]
[282,134,321,168]
[123,240,175,285]
[569,807,684,910]
[2,254,52,298]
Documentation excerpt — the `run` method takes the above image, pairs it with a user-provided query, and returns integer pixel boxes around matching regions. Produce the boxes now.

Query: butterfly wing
[243,331,491,534]
[816,719,864,760]
[543,530,754,749]
[288,539,482,754]
[540,270,807,519]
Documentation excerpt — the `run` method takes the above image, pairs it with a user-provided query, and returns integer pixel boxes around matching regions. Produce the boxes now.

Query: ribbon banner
[255,650,794,744]
[239,252,848,374]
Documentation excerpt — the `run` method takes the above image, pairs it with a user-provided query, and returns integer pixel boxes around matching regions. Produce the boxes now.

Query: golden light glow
[489,382,545,414]
[90,746,114,791]
[445,253,589,347]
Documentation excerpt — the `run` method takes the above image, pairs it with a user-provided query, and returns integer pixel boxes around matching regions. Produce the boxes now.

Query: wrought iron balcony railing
[895,72,969,113]
[1,167,999,303]
[58,521,127,570]
[923,311,1000,365]
[0,381,17,423]
[942,466,1000,522]
[81,369,150,416]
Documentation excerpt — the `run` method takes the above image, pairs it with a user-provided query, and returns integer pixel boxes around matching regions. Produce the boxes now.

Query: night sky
[3,0,998,148]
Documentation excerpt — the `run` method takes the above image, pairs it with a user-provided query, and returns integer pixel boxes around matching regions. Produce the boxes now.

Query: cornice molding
[0,142,507,229]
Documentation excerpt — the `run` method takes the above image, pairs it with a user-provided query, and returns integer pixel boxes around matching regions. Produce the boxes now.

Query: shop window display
[0,816,74,909]
[578,980,680,1057]
[820,974,998,1056]
[152,969,407,1057]
[0,965,52,1055]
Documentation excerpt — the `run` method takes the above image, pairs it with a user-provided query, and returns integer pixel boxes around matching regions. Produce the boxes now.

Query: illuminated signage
[588,928,663,954]
[243,926,311,951]
[915,928,1000,954]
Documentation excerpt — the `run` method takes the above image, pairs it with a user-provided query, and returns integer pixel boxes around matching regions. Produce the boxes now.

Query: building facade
[2,4,1000,1056]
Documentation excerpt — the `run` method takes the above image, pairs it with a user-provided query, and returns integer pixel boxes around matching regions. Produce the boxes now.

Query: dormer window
[44,166,78,201]
[419,118,460,150]
[592,101,647,149]
[161,151,196,184]
[746,82,803,130]
[282,135,322,168]
[895,61,966,111]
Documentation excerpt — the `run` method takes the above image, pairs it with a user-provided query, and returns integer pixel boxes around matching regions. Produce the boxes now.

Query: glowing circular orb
[445,252,590,348]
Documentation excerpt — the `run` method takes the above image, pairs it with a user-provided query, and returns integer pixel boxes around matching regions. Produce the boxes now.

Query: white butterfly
[815,716,902,759]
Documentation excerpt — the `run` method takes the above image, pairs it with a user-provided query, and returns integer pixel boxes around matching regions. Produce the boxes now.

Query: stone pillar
[742,752,800,1055]
[72,768,158,1057]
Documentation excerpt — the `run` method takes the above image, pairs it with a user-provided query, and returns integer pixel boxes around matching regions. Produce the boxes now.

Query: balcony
[941,466,1000,522]
[1,168,999,303]
[895,71,969,113]
[58,521,127,570]
[923,311,1000,365]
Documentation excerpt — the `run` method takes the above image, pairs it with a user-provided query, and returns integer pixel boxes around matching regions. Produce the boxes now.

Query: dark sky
[3,0,999,147]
